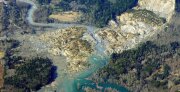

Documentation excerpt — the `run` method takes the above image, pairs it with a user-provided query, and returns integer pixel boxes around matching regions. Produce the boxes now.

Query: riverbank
[1,0,176,91]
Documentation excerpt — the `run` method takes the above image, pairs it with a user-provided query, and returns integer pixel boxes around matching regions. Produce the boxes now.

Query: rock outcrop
[97,9,165,54]
[136,0,175,22]
[97,0,176,54]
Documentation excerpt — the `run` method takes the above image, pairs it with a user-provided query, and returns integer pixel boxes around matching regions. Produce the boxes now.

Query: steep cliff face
[137,0,175,22]
[96,0,176,54]
[97,10,165,54]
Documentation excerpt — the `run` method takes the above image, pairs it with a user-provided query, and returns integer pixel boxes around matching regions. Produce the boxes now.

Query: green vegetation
[37,0,51,5]
[55,0,138,27]
[5,57,57,91]
[104,41,166,78]
[95,41,180,90]
[2,1,30,31]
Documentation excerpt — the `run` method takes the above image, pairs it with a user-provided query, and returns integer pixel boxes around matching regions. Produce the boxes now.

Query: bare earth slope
[137,0,175,22]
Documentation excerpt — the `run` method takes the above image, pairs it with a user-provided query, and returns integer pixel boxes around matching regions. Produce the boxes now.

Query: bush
[170,42,180,51]
[37,0,51,5]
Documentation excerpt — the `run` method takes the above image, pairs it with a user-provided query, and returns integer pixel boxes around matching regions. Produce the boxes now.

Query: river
[15,0,129,92]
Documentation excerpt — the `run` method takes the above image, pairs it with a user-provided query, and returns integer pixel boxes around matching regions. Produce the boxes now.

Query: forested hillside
[92,41,180,92]
[56,0,138,27]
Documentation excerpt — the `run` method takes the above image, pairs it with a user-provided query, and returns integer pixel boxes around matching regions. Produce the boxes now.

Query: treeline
[97,41,180,89]
[4,57,57,91]
[56,0,138,27]
[37,0,51,5]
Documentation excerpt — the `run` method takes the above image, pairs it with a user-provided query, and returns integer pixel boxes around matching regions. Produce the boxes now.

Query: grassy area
[49,11,82,22]
[0,51,5,59]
